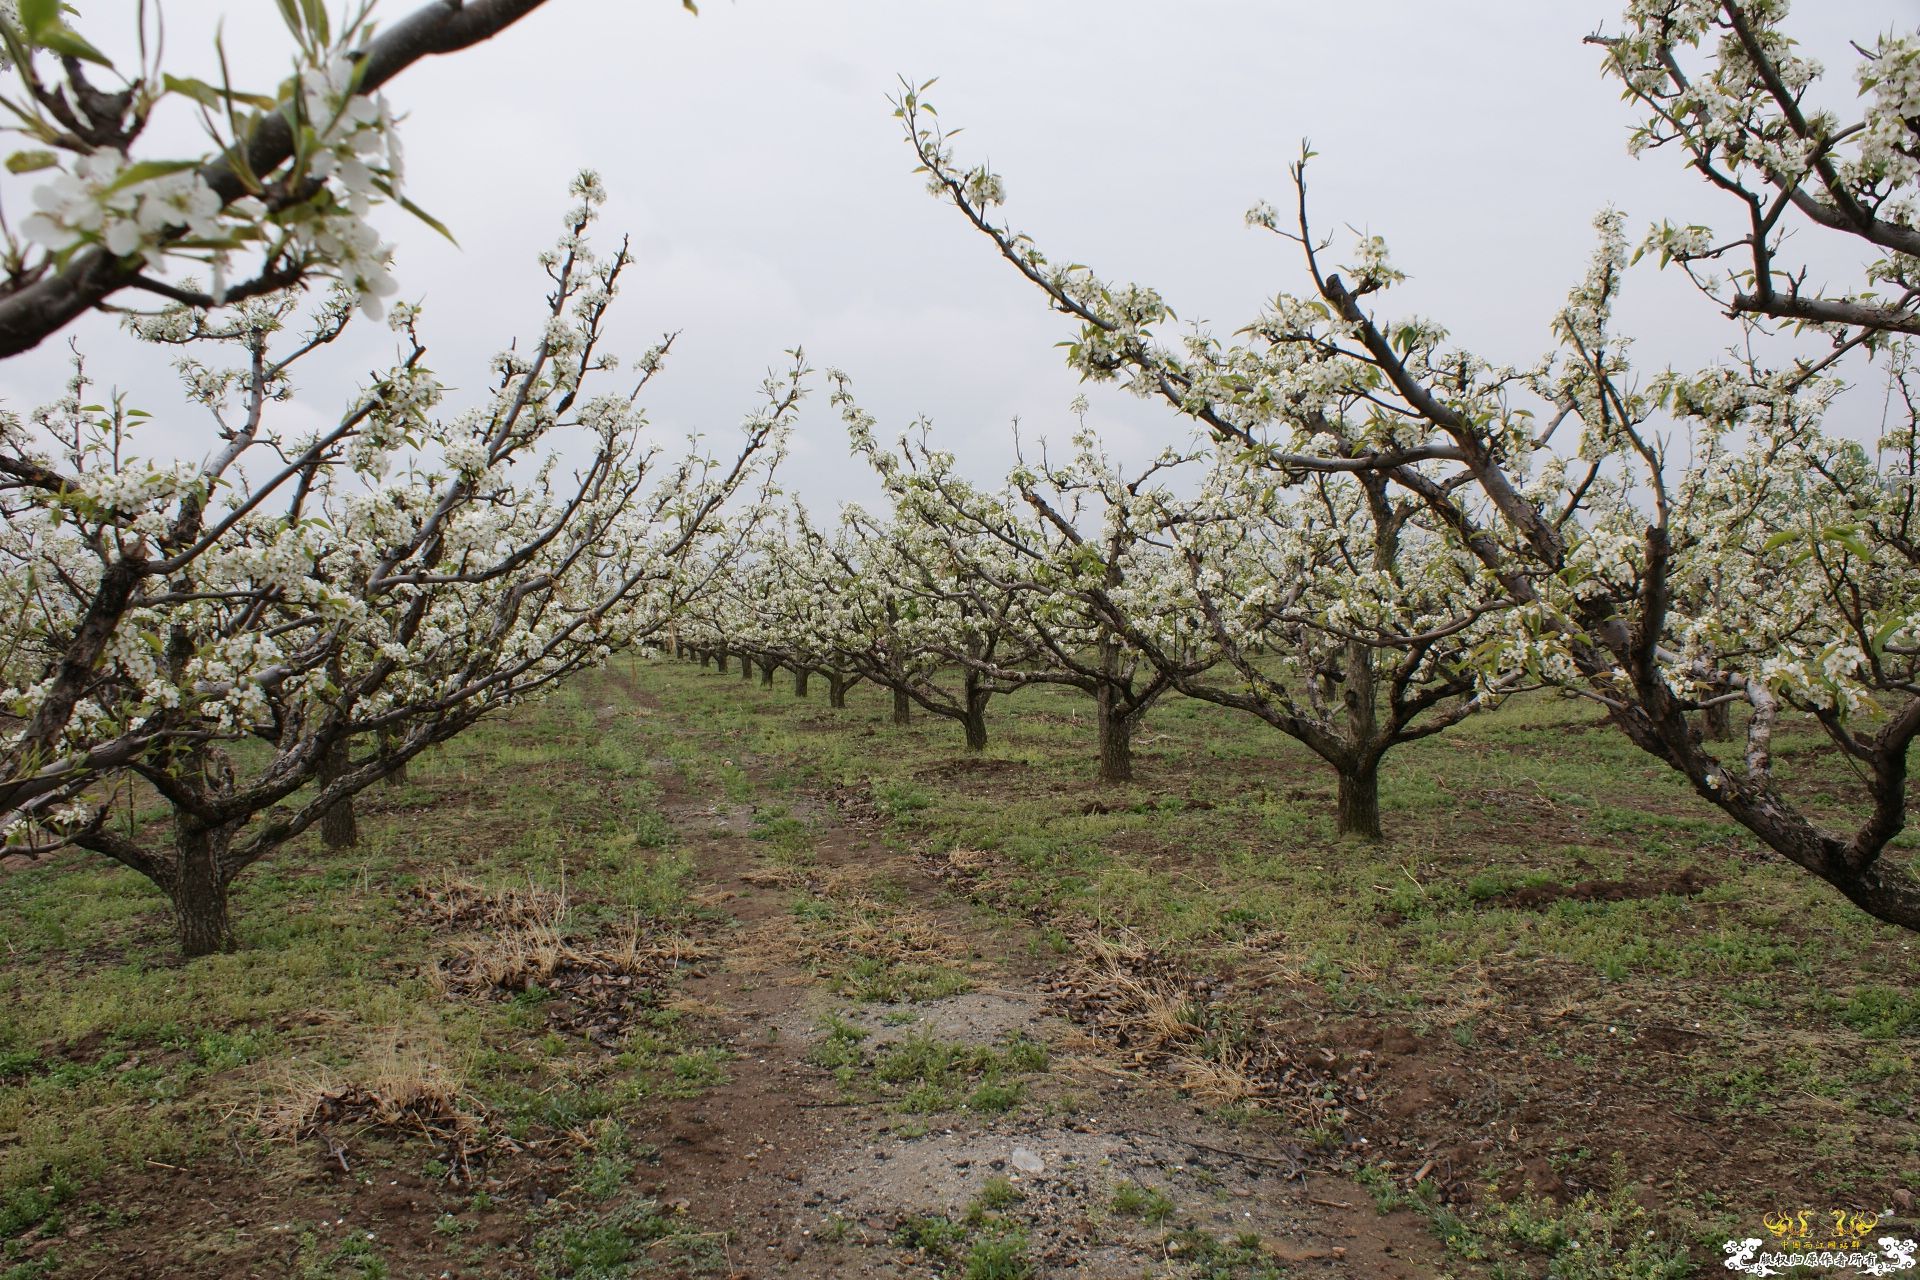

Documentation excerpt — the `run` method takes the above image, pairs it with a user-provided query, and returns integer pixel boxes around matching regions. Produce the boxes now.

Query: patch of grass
[532,1200,721,1278]
[973,1176,1023,1213]
[874,780,932,818]
[964,1078,1026,1113]
[832,955,973,1004]
[963,1226,1033,1280]
[1835,986,1920,1040]
[804,1014,868,1077]
[1159,1228,1284,1280]
[892,1213,968,1259]
[1109,1180,1176,1224]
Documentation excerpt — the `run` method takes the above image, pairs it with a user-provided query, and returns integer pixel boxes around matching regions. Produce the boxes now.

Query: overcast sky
[0,0,1904,510]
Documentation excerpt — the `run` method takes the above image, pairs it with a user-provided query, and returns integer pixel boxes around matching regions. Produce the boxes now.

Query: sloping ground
[1,660,1916,1277]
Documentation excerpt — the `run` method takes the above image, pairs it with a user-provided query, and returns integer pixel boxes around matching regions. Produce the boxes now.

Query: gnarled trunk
[1701,699,1733,742]
[319,738,358,850]
[828,674,852,709]
[1336,761,1382,840]
[892,686,911,726]
[169,822,238,957]
[760,659,776,688]
[793,668,810,698]
[962,707,989,752]
[740,653,753,682]
[715,649,729,674]
[961,677,990,752]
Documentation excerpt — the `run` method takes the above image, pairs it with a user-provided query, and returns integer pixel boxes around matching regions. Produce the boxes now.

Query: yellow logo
[1763,1210,1883,1251]
[1726,1209,1916,1276]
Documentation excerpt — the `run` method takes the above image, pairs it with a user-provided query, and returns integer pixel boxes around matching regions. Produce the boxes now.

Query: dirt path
[627,692,1445,1279]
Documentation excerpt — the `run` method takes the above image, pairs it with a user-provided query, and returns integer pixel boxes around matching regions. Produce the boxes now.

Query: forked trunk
[793,668,810,698]
[319,738,358,850]
[828,675,851,709]
[169,822,237,957]
[1336,762,1382,840]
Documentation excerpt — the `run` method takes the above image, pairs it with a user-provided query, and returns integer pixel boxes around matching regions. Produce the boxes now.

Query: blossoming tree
[0,0,696,355]
[894,1,1920,929]
[1,176,793,954]
[834,397,1181,783]
[0,0,711,814]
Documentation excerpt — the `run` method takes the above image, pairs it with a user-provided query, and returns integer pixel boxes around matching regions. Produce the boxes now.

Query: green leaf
[1832,531,1873,560]
[1761,530,1802,552]
[370,176,458,246]
[298,0,330,47]
[162,74,275,111]
[1872,616,1906,655]
[5,149,57,173]
[102,157,203,193]
[35,23,112,68]
[16,0,58,38]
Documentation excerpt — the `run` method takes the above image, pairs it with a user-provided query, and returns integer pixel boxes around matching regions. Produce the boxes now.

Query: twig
[1110,1127,1307,1178]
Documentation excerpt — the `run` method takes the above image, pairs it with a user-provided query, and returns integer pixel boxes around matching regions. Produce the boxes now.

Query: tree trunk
[962,706,989,752]
[1097,687,1133,784]
[698,649,711,669]
[1702,699,1733,742]
[892,686,911,726]
[829,675,851,709]
[381,731,407,788]
[740,653,753,682]
[961,677,990,753]
[760,659,776,688]
[319,738,358,850]
[715,649,729,674]
[169,823,237,957]
[793,668,810,697]
[1336,762,1382,840]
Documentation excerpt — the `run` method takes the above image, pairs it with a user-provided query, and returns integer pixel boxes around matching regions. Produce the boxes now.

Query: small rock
[1010,1147,1045,1175]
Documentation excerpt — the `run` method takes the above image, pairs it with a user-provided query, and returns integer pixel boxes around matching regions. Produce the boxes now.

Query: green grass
[0,682,723,1277]
[621,658,1920,1269]
[1109,1180,1176,1224]
[9,659,1920,1276]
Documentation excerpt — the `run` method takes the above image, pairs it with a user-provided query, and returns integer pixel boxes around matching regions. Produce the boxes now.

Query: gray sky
[0,0,1903,509]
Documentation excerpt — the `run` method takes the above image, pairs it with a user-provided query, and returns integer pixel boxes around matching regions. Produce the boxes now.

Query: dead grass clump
[266,1043,492,1181]
[1171,1049,1266,1104]
[429,874,693,999]
[408,871,568,934]
[1049,929,1374,1134]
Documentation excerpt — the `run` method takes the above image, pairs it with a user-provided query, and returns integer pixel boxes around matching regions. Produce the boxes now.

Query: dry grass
[262,1036,482,1154]
[423,875,697,995]
[1080,932,1203,1051]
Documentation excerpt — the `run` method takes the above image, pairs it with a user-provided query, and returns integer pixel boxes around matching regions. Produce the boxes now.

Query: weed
[893,1213,967,1259]
[1109,1181,1176,1224]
